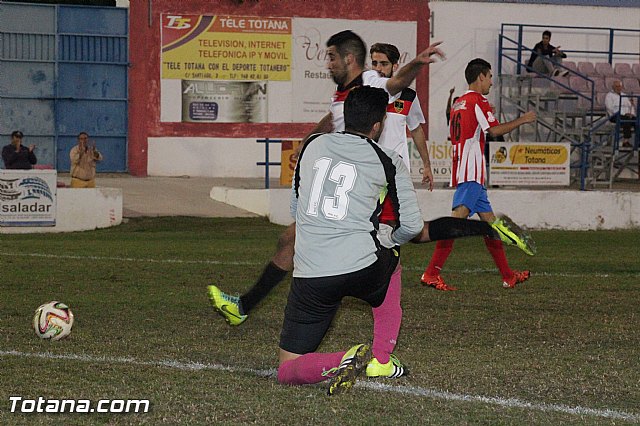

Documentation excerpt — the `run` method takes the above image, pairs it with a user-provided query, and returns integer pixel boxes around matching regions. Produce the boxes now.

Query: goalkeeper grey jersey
[291,131,423,278]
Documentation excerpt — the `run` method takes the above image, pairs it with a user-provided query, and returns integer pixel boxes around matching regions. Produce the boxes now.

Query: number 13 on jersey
[305,157,357,221]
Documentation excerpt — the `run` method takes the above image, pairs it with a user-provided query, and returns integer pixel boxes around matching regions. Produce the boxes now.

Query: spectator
[2,130,37,169]
[70,132,103,188]
[605,80,636,148]
[527,30,568,77]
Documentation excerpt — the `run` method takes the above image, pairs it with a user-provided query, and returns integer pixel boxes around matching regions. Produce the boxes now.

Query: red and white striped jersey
[449,90,499,187]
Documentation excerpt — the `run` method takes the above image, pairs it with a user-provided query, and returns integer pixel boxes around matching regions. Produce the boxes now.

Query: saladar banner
[489,142,570,186]
[0,170,57,226]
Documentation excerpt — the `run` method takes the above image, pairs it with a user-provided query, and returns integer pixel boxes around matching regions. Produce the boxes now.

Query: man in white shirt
[605,80,636,148]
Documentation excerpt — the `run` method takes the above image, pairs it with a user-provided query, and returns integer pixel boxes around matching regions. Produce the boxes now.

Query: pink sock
[277,351,345,385]
[372,264,402,365]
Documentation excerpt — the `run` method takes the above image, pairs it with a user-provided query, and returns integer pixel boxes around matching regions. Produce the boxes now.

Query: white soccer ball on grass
[33,301,74,340]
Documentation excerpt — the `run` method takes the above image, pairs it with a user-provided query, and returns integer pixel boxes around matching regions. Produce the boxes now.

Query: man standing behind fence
[70,132,103,188]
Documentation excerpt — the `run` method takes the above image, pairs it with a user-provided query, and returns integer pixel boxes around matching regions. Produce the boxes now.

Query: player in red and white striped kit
[421,58,537,291]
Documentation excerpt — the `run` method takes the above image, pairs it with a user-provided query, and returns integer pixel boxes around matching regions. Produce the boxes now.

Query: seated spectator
[70,132,103,188]
[527,30,568,77]
[605,80,636,148]
[2,130,37,169]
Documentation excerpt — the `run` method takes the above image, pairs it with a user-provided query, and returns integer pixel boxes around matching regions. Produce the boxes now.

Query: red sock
[425,239,454,276]
[277,352,345,385]
[372,264,402,365]
[483,237,513,280]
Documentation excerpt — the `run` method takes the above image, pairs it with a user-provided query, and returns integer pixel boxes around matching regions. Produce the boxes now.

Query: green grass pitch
[1,217,638,424]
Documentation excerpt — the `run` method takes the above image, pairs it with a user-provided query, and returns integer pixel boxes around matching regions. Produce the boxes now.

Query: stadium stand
[563,60,578,74]
[595,62,615,78]
[498,23,640,189]
[594,77,607,93]
[578,61,597,77]
[622,77,640,95]
[614,62,633,78]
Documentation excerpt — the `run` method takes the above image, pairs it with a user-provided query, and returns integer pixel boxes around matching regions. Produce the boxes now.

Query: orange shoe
[421,273,457,291]
[502,270,531,289]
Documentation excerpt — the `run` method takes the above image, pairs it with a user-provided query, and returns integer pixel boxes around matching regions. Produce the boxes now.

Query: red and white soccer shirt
[330,70,399,136]
[449,90,499,187]
[379,88,424,171]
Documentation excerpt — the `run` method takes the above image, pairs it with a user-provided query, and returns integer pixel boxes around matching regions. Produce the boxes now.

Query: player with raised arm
[209,33,441,313]
[208,37,533,379]
[209,30,444,379]
[369,42,434,190]
[277,86,534,394]
[421,58,537,292]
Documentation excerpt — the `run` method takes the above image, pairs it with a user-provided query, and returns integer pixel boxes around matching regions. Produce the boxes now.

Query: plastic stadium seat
[594,62,614,77]
[633,63,640,76]
[563,60,578,74]
[577,61,597,76]
[552,76,572,93]
[595,92,607,111]
[622,77,640,94]
[594,77,607,94]
[531,76,550,92]
[569,76,590,92]
[614,63,633,78]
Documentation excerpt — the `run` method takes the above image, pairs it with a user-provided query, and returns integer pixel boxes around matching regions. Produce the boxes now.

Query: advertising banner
[280,139,302,186]
[292,18,417,122]
[160,16,417,124]
[162,14,291,81]
[0,170,57,226]
[409,139,453,184]
[489,142,570,186]
[181,80,268,123]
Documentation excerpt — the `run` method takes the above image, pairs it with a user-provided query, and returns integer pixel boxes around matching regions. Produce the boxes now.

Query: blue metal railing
[498,23,640,189]
[613,94,640,150]
[255,138,283,189]
[499,23,640,75]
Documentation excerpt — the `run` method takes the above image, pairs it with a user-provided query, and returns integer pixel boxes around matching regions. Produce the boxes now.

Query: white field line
[0,252,257,266]
[1,350,638,422]
[3,251,638,278]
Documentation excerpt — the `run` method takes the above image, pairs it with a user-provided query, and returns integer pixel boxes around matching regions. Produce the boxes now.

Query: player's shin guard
[427,217,496,241]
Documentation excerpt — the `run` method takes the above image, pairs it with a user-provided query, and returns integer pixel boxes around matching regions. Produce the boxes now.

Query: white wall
[212,186,640,230]
[149,2,639,179]
[148,137,283,177]
[0,188,123,234]
[428,1,640,142]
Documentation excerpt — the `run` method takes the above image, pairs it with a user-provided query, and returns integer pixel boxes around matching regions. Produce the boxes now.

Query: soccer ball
[33,301,74,341]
